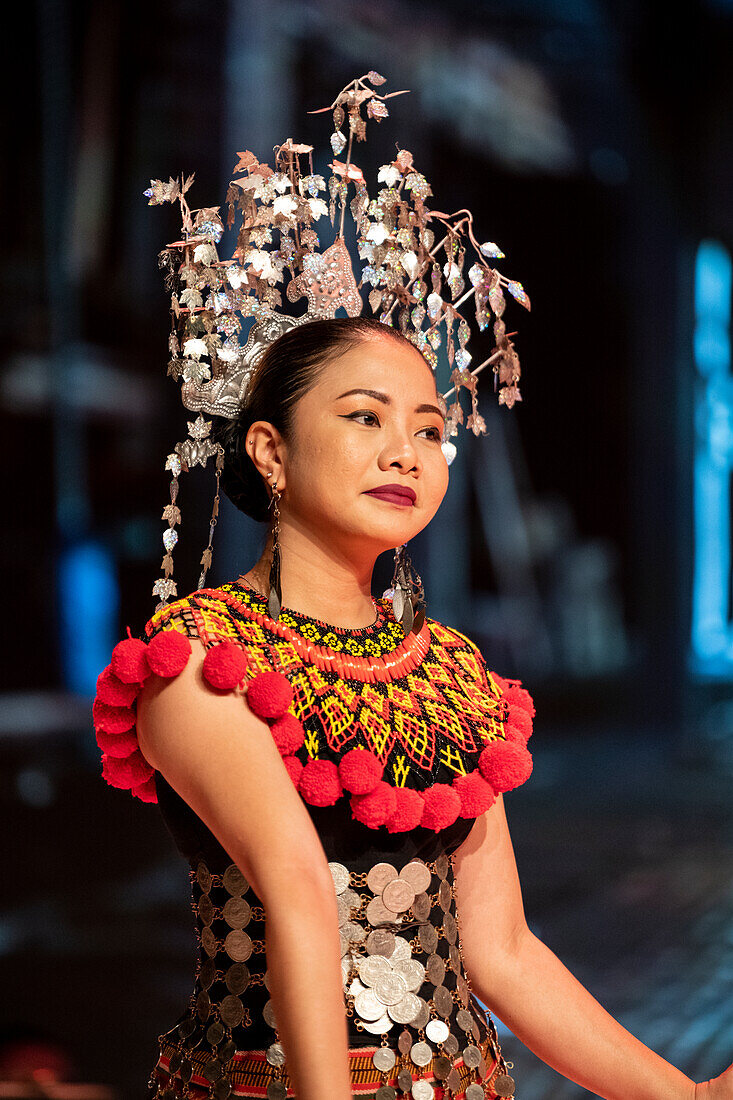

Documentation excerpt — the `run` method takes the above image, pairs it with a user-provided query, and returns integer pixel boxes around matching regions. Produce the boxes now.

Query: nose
[378,423,421,474]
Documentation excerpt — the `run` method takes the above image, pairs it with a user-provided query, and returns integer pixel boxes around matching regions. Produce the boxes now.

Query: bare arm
[136,638,352,1100]
[452,794,697,1100]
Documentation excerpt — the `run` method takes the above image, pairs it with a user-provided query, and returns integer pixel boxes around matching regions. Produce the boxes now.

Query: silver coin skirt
[147,853,516,1100]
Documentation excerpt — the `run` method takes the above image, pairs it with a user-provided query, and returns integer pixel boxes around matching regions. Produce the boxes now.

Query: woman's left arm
[453,794,730,1100]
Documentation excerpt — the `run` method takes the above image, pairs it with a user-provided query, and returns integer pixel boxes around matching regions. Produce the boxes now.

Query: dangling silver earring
[267,481,283,620]
[388,543,426,634]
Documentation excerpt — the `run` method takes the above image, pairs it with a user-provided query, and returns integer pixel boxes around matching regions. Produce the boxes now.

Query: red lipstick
[364,483,417,506]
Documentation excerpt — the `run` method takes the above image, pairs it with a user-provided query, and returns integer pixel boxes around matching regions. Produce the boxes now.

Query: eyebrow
[335,388,445,420]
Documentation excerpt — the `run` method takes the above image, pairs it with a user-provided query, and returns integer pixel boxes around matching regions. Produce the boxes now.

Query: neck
[242,527,381,630]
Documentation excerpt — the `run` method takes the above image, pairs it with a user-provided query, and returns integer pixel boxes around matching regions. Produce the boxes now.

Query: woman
[93,316,732,1100]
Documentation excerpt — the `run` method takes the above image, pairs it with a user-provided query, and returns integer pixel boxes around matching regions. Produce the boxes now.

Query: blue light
[690,240,733,677]
[58,540,119,696]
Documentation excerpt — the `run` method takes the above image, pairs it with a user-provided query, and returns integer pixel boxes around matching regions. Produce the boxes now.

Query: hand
[696,1062,733,1099]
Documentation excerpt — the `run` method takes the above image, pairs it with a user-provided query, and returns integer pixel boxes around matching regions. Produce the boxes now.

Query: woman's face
[281,334,450,557]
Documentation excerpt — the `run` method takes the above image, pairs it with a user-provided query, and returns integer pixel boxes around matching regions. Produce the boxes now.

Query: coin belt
[147,853,517,1100]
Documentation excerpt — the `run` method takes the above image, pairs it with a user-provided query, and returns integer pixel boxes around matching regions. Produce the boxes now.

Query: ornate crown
[143,71,530,607]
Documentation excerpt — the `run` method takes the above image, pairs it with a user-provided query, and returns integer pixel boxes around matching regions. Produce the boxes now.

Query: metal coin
[196,989,210,1021]
[201,927,218,957]
[442,912,457,943]
[462,1044,481,1069]
[412,892,431,921]
[219,994,244,1028]
[373,971,409,1006]
[342,919,366,943]
[438,880,452,912]
[169,1051,183,1073]
[263,969,271,990]
[425,1019,449,1043]
[367,896,397,926]
[366,929,395,957]
[341,955,354,985]
[203,1058,224,1083]
[449,944,461,972]
[266,1081,286,1100]
[435,854,450,879]
[433,985,453,1018]
[180,1059,193,1083]
[425,954,445,985]
[398,1069,414,1091]
[225,962,250,994]
[456,974,469,1005]
[214,1081,232,1100]
[177,1017,196,1039]
[494,1072,516,1096]
[199,958,216,990]
[220,1039,236,1062]
[361,1012,393,1034]
[470,1018,481,1042]
[399,860,432,894]
[419,924,438,954]
[382,878,416,914]
[206,1021,224,1046]
[411,997,430,1030]
[349,976,368,997]
[394,958,425,992]
[433,1054,452,1080]
[465,1085,485,1100]
[198,892,214,925]
[373,1047,396,1072]
[329,862,350,894]
[478,1055,488,1077]
[409,1040,432,1067]
[398,1029,413,1055]
[222,863,248,896]
[446,1067,461,1091]
[443,1033,459,1056]
[411,1082,434,1100]
[266,1042,286,1067]
[375,1087,397,1100]
[341,887,361,912]
[388,992,422,1024]
[367,862,398,894]
[339,931,351,957]
[359,954,392,986]
[224,929,252,962]
[262,998,277,1028]
[456,1009,474,1032]
[337,894,352,923]
[389,936,413,964]
[355,988,387,1021]
[222,896,251,928]
[196,862,212,892]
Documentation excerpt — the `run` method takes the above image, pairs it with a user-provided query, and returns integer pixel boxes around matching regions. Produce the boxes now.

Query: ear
[246,420,288,491]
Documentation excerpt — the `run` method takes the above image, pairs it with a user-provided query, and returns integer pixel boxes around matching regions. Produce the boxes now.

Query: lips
[364,483,417,505]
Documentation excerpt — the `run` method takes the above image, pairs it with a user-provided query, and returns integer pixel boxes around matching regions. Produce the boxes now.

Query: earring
[267,481,283,620]
[388,543,426,634]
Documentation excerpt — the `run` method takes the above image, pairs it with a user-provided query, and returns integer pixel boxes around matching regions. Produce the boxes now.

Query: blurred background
[2,0,732,1096]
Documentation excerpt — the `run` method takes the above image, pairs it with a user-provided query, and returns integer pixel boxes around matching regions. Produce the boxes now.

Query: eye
[419,426,443,442]
[343,410,381,426]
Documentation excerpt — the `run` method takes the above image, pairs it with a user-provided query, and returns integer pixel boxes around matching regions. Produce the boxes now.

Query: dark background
[1,1,731,1096]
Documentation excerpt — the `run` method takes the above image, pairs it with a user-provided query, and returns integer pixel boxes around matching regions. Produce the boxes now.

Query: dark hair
[211,316,426,522]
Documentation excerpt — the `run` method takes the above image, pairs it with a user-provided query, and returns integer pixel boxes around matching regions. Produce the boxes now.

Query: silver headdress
[144,71,530,610]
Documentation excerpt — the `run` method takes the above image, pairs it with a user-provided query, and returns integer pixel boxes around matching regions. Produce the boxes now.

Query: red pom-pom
[202,642,247,691]
[338,748,383,794]
[96,665,141,707]
[146,630,192,677]
[282,754,304,785]
[350,781,398,829]
[101,749,153,790]
[420,784,462,831]
[479,740,533,793]
[246,670,293,719]
[453,771,497,817]
[269,713,305,754]
[131,774,158,803]
[92,697,136,734]
[95,726,139,758]
[298,758,343,807]
[503,684,535,718]
[111,637,151,685]
[505,704,533,743]
[384,786,425,833]
[489,672,509,694]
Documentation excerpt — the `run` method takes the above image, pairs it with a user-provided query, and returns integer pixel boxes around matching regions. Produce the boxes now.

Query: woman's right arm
[135,637,353,1100]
